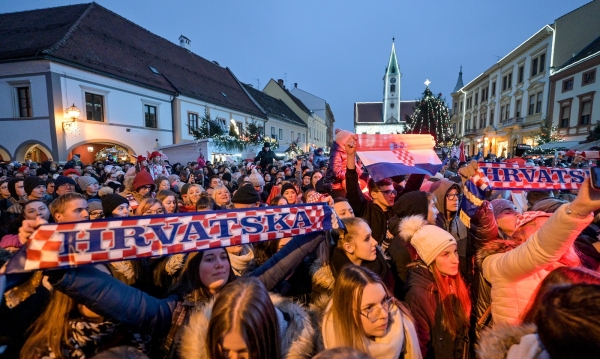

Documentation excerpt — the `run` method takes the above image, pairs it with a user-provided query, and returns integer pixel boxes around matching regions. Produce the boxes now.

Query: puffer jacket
[48,232,326,358]
[179,293,314,359]
[477,323,548,359]
[478,204,592,325]
[405,264,468,359]
[312,149,326,169]
[323,141,362,192]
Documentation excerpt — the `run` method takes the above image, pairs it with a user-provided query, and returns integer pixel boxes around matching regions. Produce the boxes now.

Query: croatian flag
[355,134,442,182]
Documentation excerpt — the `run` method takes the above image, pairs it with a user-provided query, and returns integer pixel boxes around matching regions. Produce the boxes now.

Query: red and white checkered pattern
[514,211,552,230]
[478,162,589,191]
[390,142,415,166]
[18,204,332,273]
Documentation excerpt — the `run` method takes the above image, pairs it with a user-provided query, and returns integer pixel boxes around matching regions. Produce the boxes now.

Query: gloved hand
[458,160,479,185]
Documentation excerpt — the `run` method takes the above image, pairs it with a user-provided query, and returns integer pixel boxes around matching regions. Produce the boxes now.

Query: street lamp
[63,103,81,135]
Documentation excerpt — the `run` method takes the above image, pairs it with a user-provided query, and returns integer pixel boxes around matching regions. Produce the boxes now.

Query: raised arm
[483,179,598,282]
[345,138,368,217]
[248,231,325,290]
[48,266,177,336]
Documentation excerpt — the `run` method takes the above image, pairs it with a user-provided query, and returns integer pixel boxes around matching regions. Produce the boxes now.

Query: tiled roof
[243,84,307,127]
[354,101,414,123]
[558,34,600,69]
[0,3,266,119]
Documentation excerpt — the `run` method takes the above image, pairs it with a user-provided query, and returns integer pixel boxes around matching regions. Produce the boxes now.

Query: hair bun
[399,215,428,242]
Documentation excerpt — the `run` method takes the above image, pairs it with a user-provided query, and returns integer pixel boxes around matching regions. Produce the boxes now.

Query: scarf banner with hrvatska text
[355,134,442,182]
[477,162,589,191]
[2,203,335,274]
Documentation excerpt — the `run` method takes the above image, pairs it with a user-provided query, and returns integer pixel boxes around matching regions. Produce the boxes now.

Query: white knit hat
[248,168,265,187]
[399,215,457,265]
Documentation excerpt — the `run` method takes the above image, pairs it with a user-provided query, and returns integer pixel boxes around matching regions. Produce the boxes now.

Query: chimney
[179,35,191,51]
[294,83,298,88]
[277,79,284,88]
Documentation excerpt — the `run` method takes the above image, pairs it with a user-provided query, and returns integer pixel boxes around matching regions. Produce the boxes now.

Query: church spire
[453,66,464,93]
[383,40,401,123]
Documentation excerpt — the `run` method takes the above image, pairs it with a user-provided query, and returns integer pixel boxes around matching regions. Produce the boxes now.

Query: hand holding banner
[3,203,336,274]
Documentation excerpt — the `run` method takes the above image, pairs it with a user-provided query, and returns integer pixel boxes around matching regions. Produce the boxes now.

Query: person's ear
[343,241,354,255]
[54,213,63,222]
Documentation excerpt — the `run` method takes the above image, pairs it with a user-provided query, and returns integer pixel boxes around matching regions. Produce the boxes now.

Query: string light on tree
[403,79,457,147]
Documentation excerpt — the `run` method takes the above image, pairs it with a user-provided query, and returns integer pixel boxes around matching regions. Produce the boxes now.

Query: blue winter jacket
[48,232,325,338]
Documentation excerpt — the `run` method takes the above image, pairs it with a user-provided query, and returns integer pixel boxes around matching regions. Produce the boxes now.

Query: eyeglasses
[376,189,397,197]
[446,193,462,200]
[359,297,394,323]
[90,211,105,219]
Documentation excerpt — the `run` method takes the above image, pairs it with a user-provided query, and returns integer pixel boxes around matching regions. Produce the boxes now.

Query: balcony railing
[499,117,523,128]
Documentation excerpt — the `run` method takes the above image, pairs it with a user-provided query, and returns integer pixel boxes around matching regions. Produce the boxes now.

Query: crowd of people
[1,129,600,359]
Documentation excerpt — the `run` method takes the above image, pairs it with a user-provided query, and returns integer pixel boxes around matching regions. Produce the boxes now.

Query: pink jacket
[327,142,362,191]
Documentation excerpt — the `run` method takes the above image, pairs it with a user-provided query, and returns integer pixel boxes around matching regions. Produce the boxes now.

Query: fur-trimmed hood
[310,258,335,293]
[179,292,315,359]
[477,323,549,359]
[476,239,521,267]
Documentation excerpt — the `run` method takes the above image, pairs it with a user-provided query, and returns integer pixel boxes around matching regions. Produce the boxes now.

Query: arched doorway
[67,141,134,164]
[0,145,11,162]
[14,141,53,163]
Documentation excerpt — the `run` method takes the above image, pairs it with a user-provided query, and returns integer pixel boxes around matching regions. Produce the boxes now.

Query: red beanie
[133,170,155,192]
[18,166,28,173]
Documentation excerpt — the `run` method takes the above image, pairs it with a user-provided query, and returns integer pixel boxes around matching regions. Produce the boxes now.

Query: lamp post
[63,103,81,135]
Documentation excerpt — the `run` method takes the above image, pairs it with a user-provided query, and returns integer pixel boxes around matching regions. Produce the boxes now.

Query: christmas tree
[533,117,563,145]
[403,82,453,146]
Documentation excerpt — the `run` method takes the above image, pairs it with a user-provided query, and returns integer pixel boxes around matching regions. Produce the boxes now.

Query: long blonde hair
[326,265,412,354]
[21,290,76,359]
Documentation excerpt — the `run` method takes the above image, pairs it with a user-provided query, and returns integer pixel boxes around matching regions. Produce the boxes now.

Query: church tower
[382,39,401,123]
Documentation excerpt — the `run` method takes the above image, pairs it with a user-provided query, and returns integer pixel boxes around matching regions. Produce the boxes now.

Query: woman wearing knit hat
[101,193,130,218]
[281,183,298,205]
[322,129,363,198]
[77,176,100,200]
[120,170,156,213]
[400,215,471,359]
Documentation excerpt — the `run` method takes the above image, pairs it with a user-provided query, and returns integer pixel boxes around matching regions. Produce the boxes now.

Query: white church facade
[354,41,413,134]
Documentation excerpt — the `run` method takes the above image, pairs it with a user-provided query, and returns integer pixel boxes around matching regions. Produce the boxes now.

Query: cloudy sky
[2,0,591,131]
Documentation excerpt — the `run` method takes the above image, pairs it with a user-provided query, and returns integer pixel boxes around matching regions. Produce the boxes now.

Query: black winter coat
[405,264,468,359]
[254,149,283,168]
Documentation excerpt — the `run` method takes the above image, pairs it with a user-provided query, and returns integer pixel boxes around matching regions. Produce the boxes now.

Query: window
[390,102,395,108]
[279,128,283,141]
[518,65,524,83]
[515,99,521,117]
[271,126,276,137]
[580,98,592,126]
[291,131,295,142]
[490,109,494,123]
[188,113,198,134]
[491,81,497,96]
[302,133,305,142]
[16,86,32,117]
[85,92,104,122]
[583,69,596,86]
[475,93,479,105]
[500,106,505,122]
[236,122,244,135]
[531,53,545,77]
[459,101,463,112]
[528,94,535,116]
[144,105,157,128]
[502,73,512,91]
[483,87,488,101]
[536,92,543,114]
[560,105,571,128]
[454,102,458,114]
[505,104,510,120]
[391,84,396,92]
[563,78,574,92]
[479,112,486,128]
[531,58,539,77]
